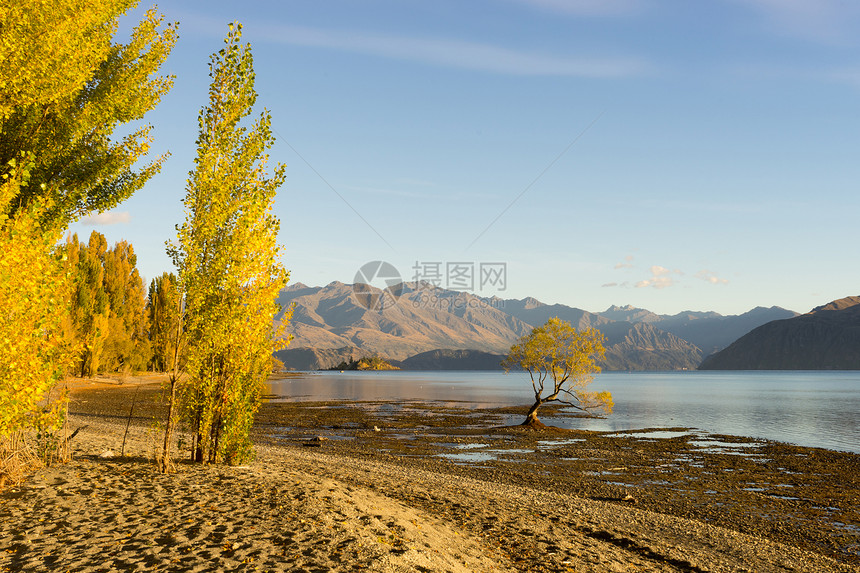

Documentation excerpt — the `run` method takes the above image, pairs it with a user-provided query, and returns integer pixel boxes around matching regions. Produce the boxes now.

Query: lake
[267,370,860,454]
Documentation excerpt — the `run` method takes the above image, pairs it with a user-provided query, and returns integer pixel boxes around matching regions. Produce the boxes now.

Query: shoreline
[0,379,856,572]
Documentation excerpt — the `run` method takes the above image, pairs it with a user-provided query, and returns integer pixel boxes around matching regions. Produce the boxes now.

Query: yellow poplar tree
[146,272,182,373]
[0,0,177,229]
[0,0,175,478]
[0,0,134,115]
[62,232,151,376]
[64,233,110,377]
[148,271,185,473]
[170,23,290,466]
[0,165,73,439]
[101,237,150,373]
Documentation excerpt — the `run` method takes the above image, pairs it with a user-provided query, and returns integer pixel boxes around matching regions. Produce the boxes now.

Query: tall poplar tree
[0,0,174,472]
[170,23,290,466]
[101,238,150,372]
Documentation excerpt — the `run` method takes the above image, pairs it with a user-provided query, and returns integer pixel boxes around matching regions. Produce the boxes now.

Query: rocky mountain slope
[657,307,798,356]
[597,305,797,356]
[275,282,532,361]
[599,322,703,371]
[699,296,860,370]
[503,300,611,331]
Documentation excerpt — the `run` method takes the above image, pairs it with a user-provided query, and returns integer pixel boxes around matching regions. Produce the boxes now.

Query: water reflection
[267,370,860,453]
[267,371,533,408]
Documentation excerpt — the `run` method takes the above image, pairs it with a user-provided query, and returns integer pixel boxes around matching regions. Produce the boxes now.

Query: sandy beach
[0,377,856,572]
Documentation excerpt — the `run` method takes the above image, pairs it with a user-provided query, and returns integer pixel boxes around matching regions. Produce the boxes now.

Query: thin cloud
[256,25,652,78]
[726,61,860,91]
[820,66,860,90]
[601,282,618,287]
[341,184,427,199]
[695,270,729,285]
[734,0,860,44]
[506,0,645,17]
[80,211,131,226]
[394,177,436,187]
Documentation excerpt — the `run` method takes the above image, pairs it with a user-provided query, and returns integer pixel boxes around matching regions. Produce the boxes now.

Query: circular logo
[352,261,403,310]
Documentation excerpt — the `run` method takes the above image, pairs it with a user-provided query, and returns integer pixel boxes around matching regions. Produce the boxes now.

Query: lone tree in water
[502,317,611,428]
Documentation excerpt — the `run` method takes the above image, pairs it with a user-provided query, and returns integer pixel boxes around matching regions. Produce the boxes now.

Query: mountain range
[273,282,798,371]
[699,296,860,370]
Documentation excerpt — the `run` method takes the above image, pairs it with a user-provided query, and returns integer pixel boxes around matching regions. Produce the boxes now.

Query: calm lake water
[267,370,860,454]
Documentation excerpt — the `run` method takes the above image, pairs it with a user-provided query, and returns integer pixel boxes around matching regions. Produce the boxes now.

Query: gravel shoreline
[0,377,856,572]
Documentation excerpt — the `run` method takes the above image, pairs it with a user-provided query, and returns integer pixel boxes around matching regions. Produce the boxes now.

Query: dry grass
[0,432,43,489]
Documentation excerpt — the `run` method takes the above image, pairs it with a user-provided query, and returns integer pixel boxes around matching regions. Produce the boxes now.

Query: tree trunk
[521,400,547,429]
[159,292,184,473]
[158,375,177,473]
[193,408,203,462]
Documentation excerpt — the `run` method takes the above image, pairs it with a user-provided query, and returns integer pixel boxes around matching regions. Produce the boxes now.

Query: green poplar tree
[169,23,290,466]
[63,231,150,377]
[101,239,149,373]
[146,272,182,373]
[66,233,110,377]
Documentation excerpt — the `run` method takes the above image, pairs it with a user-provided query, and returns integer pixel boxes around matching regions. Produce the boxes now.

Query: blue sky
[69,0,860,316]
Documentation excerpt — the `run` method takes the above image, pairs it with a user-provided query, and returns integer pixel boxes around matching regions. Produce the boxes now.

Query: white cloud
[695,270,729,285]
[614,254,634,269]
[79,211,131,226]
[257,25,652,78]
[635,265,681,289]
[635,277,672,289]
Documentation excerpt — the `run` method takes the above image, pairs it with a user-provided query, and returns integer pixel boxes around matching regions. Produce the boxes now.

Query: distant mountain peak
[598,305,662,324]
[605,304,636,312]
[810,296,860,314]
[701,296,860,370]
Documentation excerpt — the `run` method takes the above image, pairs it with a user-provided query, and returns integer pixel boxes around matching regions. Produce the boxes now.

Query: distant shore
[0,376,855,572]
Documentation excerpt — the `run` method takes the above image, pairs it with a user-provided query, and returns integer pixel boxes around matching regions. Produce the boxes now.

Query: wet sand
[0,376,856,572]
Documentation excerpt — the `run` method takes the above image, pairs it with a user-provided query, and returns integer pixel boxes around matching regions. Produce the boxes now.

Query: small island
[331,355,400,371]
